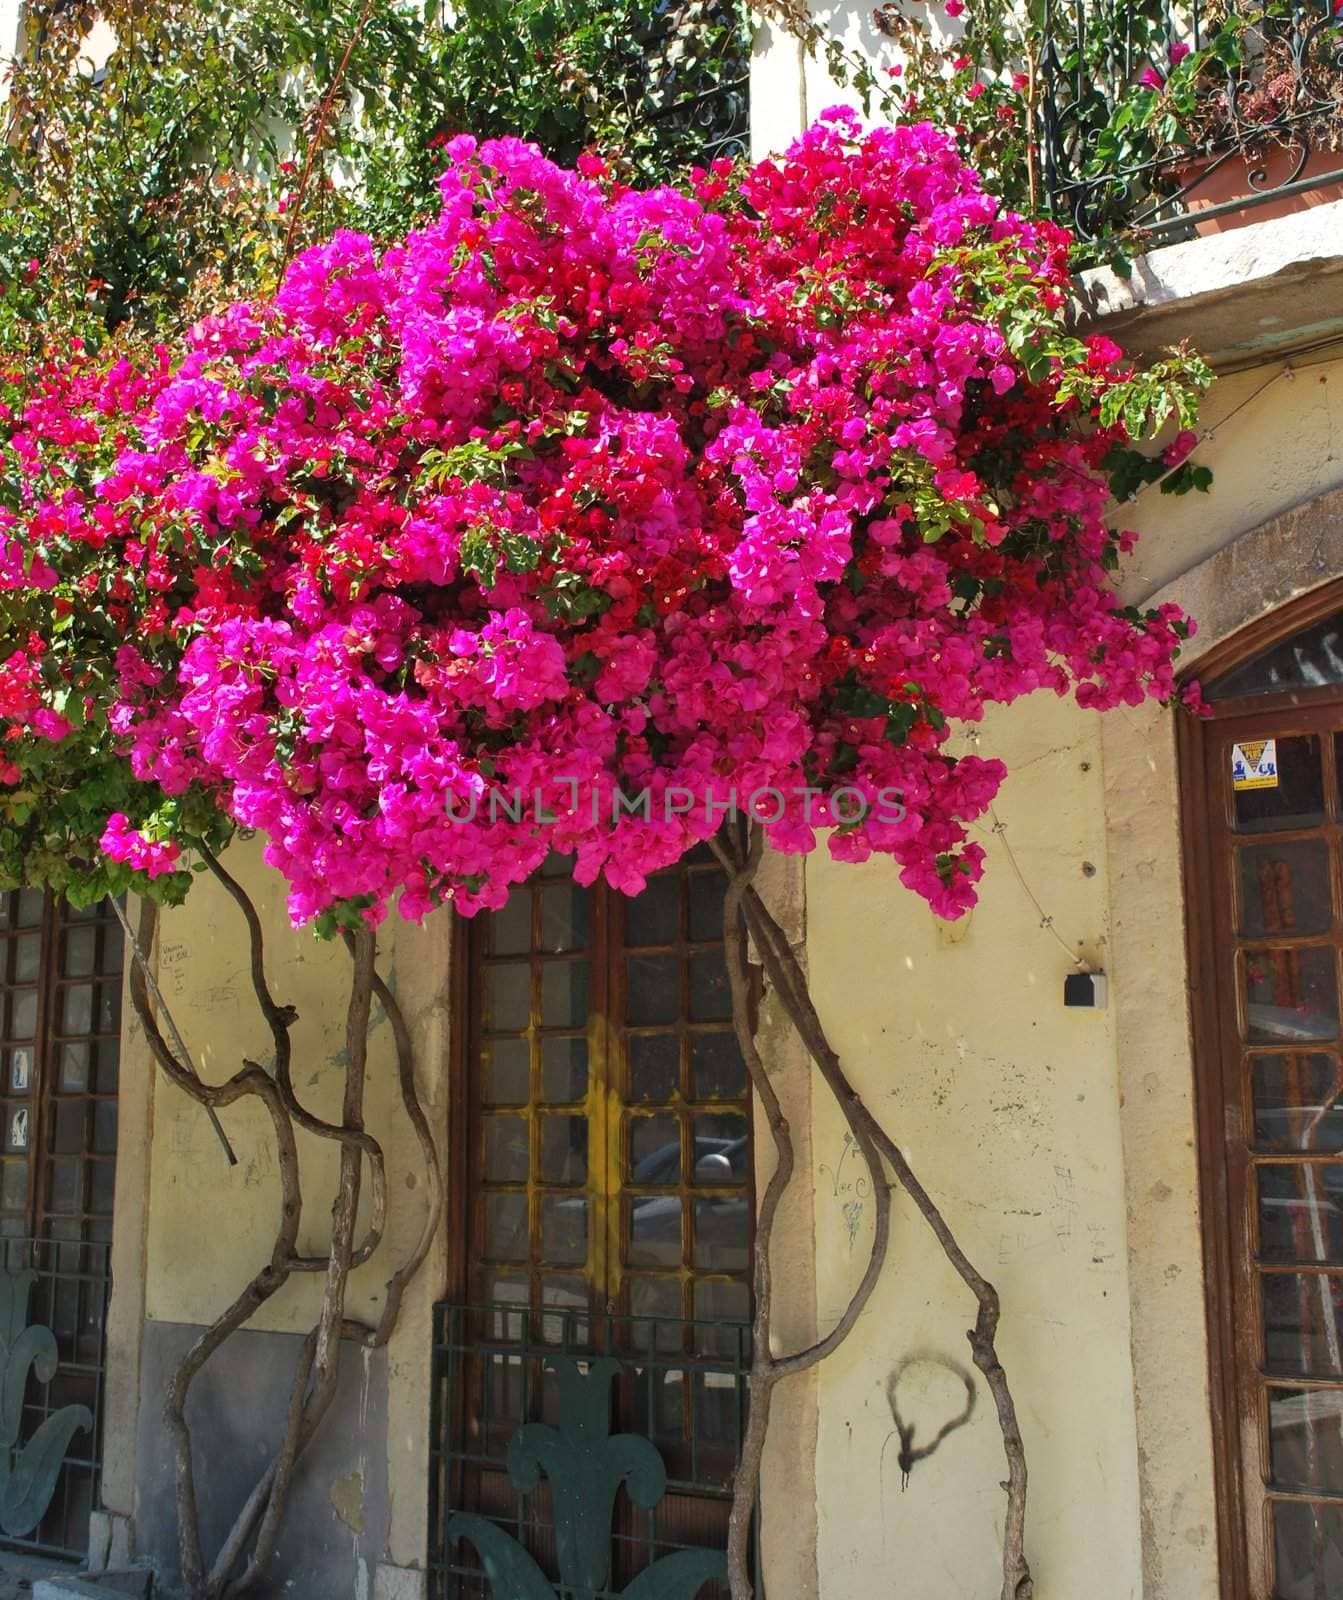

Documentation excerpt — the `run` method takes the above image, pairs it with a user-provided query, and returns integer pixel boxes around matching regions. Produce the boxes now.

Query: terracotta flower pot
[1170,141,1343,236]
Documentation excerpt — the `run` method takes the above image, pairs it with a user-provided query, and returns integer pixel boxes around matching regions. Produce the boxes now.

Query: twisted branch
[716,827,1034,1600]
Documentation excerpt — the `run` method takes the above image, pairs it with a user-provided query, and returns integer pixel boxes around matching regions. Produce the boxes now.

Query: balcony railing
[428,1302,753,1600]
[1033,0,1343,240]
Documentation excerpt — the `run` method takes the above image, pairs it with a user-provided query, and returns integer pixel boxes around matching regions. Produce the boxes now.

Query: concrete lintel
[1072,197,1343,367]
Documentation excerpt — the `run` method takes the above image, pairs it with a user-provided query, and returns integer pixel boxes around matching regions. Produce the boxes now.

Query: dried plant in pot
[1164,5,1343,233]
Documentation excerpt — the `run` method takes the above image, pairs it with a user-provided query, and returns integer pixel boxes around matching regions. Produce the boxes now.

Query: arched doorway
[1183,579,1343,1600]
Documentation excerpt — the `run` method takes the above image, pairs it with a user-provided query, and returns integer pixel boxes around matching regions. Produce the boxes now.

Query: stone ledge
[1072,196,1343,366]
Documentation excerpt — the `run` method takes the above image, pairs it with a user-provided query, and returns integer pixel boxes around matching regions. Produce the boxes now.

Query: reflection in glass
[692,1114,749,1184]
[490,891,532,956]
[694,1196,749,1271]
[1264,1272,1343,1376]
[1239,839,1331,938]
[540,884,589,953]
[1254,1055,1343,1151]
[541,959,589,1027]
[540,1194,587,1265]
[1270,1386,1343,1493]
[540,1115,587,1184]
[62,928,96,979]
[485,1038,530,1105]
[485,1193,529,1262]
[1259,1165,1343,1262]
[627,1196,682,1267]
[1233,736,1324,834]
[1244,946,1338,1044]
[484,1115,529,1183]
[630,1114,679,1183]
[486,964,531,1031]
[1208,613,1343,699]
[540,1036,587,1103]
[629,1275,682,1350]
[539,1274,589,1345]
[14,936,40,984]
[1273,1499,1343,1599]
[9,991,36,1040]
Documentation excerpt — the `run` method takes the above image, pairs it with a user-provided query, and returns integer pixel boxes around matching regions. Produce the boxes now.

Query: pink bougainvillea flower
[1164,428,1199,467]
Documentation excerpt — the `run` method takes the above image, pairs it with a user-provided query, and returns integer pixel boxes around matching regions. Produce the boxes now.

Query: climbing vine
[0,114,1211,1596]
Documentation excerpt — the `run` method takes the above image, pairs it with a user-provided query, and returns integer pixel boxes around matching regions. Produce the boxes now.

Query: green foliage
[0,0,751,356]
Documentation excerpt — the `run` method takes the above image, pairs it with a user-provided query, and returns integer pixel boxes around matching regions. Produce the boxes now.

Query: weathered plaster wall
[806,694,1145,1599]
[119,837,452,1596]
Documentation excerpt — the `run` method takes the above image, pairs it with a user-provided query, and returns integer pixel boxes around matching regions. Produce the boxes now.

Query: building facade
[6,4,1343,1599]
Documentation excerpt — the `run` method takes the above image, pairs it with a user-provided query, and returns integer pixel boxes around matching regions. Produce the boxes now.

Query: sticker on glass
[10,1109,28,1151]
[9,1051,28,1092]
[1232,739,1279,791]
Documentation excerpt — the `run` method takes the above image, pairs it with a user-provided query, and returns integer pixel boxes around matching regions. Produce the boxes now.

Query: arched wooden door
[1184,583,1343,1600]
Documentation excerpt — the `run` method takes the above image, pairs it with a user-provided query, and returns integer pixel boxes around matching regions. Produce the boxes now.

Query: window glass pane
[630,1114,679,1184]
[59,1043,89,1093]
[540,884,589,953]
[540,1194,587,1265]
[93,1101,117,1155]
[15,890,42,929]
[1269,1386,1343,1492]
[629,1034,679,1102]
[540,1037,587,1103]
[98,982,119,1032]
[484,1115,529,1183]
[688,950,731,1022]
[625,875,680,947]
[694,1196,750,1271]
[629,1275,682,1350]
[1244,946,1338,1044]
[687,870,728,943]
[1273,1500,1343,1600]
[1233,735,1323,835]
[490,891,533,956]
[485,1193,529,1262]
[539,1275,589,1345]
[486,965,531,1032]
[694,1280,751,1357]
[692,1032,745,1100]
[94,1041,119,1093]
[1259,1164,1343,1262]
[628,1196,681,1267]
[53,1103,85,1155]
[627,954,679,1025]
[62,928,96,979]
[0,1161,26,1212]
[485,1039,530,1105]
[14,935,40,984]
[1239,840,1332,937]
[541,960,589,1027]
[1208,612,1343,698]
[62,985,93,1036]
[693,1114,749,1184]
[540,1115,587,1185]
[1254,1055,1343,1151]
[1264,1272,1343,1376]
[100,919,124,975]
[9,990,36,1041]
[4,1107,30,1154]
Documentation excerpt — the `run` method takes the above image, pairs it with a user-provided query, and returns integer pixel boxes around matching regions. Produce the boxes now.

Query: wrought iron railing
[1034,0,1343,239]
[0,1235,111,1561]
[428,1302,752,1600]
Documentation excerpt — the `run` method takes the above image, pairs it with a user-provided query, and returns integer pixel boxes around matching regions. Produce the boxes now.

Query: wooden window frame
[1179,574,1343,1600]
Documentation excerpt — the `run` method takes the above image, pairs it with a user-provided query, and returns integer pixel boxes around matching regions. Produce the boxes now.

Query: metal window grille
[428,1302,754,1600]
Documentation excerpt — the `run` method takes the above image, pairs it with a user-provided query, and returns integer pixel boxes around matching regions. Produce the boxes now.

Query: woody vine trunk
[118,865,441,1600]
[717,823,1033,1600]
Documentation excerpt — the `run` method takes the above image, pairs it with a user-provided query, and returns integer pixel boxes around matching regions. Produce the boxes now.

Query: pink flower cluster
[99,813,181,879]
[2,113,1195,922]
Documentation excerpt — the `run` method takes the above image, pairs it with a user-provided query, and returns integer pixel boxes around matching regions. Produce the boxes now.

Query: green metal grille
[429,1302,753,1600]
